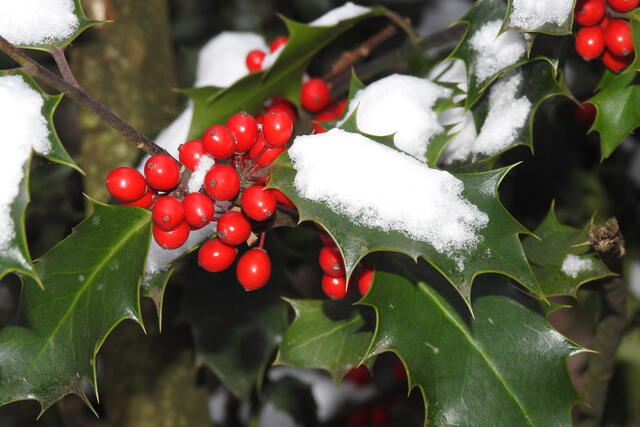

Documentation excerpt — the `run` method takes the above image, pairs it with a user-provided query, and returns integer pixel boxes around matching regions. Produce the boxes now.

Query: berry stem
[258,232,266,249]
[0,35,172,158]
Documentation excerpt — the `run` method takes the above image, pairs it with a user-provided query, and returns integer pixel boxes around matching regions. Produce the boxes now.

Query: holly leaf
[522,205,615,297]
[442,59,565,168]
[449,0,529,108]
[140,268,173,331]
[504,0,576,35]
[629,9,640,71]
[0,201,150,412]
[15,0,99,51]
[0,71,82,285]
[186,7,388,139]
[180,254,287,399]
[261,376,318,427]
[361,257,583,426]
[589,70,640,160]
[275,299,375,381]
[269,156,540,303]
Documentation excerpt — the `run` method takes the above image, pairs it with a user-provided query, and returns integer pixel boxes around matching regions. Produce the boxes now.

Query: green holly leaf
[589,70,640,160]
[504,0,576,35]
[0,201,150,412]
[442,59,565,167]
[186,7,389,139]
[269,155,540,303]
[0,71,82,285]
[629,9,640,71]
[449,0,529,108]
[361,258,583,426]
[275,299,375,381]
[180,254,287,399]
[13,0,99,51]
[523,205,615,297]
[141,268,173,331]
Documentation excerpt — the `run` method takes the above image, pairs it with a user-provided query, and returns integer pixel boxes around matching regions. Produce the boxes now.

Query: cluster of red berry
[105,105,296,291]
[574,0,637,72]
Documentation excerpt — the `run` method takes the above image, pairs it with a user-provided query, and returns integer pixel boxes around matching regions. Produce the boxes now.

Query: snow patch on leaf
[508,0,574,31]
[0,75,50,251]
[288,129,488,255]
[341,74,452,161]
[469,20,526,83]
[0,0,79,46]
[310,2,371,26]
[561,255,593,278]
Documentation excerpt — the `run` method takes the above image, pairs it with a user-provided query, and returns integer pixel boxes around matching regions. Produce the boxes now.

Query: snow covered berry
[300,78,331,112]
[198,238,237,272]
[604,20,634,56]
[152,196,185,231]
[246,50,266,72]
[106,167,147,202]
[241,185,277,221]
[322,274,348,299]
[153,221,190,249]
[178,140,205,171]
[144,154,181,191]
[575,26,605,60]
[226,112,258,153]
[204,164,240,201]
[217,211,252,246]
[183,192,215,229]
[202,124,236,159]
[236,248,271,291]
[574,0,606,26]
[262,110,293,147]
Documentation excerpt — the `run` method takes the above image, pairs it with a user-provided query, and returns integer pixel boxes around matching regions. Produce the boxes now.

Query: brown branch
[49,47,80,88]
[0,35,170,158]
[323,23,399,81]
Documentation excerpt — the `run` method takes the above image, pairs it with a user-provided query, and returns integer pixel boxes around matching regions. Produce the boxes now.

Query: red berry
[301,78,331,112]
[144,154,181,191]
[266,98,297,124]
[370,404,390,426]
[575,26,605,60]
[106,167,147,202]
[255,146,285,167]
[152,196,185,231]
[312,123,326,134]
[574,0,606,26]
[602,48,632,72]
[269,36,288,52]
[236,248,271,291]
[263,110,293,147]
[178,140,205,171]
[198,238,237,272]
[357,265,375,296]
[246,50,266,72]
[319,244,345,277]
[202,124,236,159]
[272,189,295,209]
[605,20,634,56]
[226,112,258,153]
[393,360,407,382]
[319,233,334,246]
[204,164,240,201]
[248,131,266,159]
[217,211,252,246]
[599,16,610,30]
[608,0,639,12]
[344,365,371,386]
[322,274,348,299]
[121,189,154,209]
[183,192,215,229]
[241,185,277,221]
[153,221,190,249]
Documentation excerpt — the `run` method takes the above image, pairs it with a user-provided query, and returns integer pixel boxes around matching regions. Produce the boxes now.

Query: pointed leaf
[269,156,540,302]
[522,206,615,297]
[361,258,583,426]
[275,299,374,381]
[504,0,576,35]
[589,70,640,160]
[0,71,81,284]
[187,7,388,139]
[0,201,150,411]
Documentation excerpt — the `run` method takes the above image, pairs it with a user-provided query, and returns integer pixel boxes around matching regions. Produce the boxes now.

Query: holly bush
[0,0,639,426]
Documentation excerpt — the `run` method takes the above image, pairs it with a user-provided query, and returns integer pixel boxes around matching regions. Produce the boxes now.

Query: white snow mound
[470,20,526,83]
[561,254,593,278]
[289,129,488,254]
[310,2,371,26]
[0,0,79,46]
[509,0,573,31]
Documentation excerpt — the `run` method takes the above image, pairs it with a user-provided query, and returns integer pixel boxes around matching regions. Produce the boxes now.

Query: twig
[0,35,170,158]
[323,23,399,81]
[49,47,80,88]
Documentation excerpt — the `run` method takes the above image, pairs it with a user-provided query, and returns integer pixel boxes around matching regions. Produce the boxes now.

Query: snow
[341,74,452,161]
[0,0,79,46]
[195,32,268,88]
[261,44,285,70]
[288,129,488,255]
[470,20,526,83]
[443,72,530,162]
[429,59,468,93]
[187,155,215,193]
[509,0,573,31]
[310,2,371,26]
[561,254,593,278]
[0,75,50,253]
